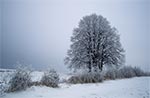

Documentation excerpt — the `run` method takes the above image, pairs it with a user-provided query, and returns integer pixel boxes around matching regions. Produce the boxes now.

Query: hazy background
[0,0,149,72]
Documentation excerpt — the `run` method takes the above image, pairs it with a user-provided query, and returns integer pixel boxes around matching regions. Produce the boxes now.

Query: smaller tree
[41,69,59,87]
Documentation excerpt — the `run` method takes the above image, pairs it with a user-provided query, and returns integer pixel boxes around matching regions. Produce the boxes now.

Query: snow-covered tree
[41,69,59,87]
[65,14,125,72]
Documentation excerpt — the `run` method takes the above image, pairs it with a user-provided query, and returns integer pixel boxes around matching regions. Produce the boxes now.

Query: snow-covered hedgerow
[119,66,137,78]
[119,66,150,78]
[104,66,149,80]
[7,64,31,92]
[41,69,59,88]
[104,66,135,80]
[104,68,120,80]
[132,67,145,76]
[68,66,149,84]
[68,71,104,84]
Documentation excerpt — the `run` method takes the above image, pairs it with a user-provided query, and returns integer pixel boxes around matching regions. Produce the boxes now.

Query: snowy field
[1,75,149,98]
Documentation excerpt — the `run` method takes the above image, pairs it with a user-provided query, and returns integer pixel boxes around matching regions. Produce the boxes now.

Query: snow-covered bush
[41,69,59,87]
[68,66,149,84]
[118,66,150,78]
[104,68,120,80]
[0,82,8,96]
[145,72,150,76]
[104,66,149,80]
[68,71,104,84]
[7,64,31,92]
[0,70,14,95]
[0,83,5,96]
[119,66,136,78]
[132,67,145,76]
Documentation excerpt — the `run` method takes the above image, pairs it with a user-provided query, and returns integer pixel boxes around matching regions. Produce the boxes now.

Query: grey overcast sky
[0,0,149,72]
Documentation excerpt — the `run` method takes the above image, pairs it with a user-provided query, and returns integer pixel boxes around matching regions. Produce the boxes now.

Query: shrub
[145,72,150,76]
[68,71,104,84]
[119,66,150,78]
[7,64,31,92]
[41,69,59,87]
[68,65,149,84]
[132,67,145,76]
[0,82,8,96]
[104,66,149,79]
[0,83,5,96]
[104,68,120,80]
[0,71,11,96]
[118,66,136,78]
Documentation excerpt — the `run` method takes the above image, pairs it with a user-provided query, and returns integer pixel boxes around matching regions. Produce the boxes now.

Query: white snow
[1,77,150,98]
[31,71,44,82]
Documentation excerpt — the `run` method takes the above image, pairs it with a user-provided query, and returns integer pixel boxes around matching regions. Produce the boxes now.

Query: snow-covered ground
[1,77,150,98]
[30,71,44,82]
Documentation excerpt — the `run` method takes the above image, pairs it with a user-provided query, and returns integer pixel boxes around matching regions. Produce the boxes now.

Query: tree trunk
[98,45,104,71]
[88,62,91,72]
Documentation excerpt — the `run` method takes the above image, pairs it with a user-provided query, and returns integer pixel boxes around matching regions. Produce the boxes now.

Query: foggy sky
[0,0,149,72]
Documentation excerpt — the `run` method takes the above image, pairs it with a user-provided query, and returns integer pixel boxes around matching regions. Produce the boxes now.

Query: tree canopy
[65,14,125,72]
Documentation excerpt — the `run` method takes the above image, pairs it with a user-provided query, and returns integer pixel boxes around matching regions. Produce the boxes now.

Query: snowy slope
[2,77,150,98]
